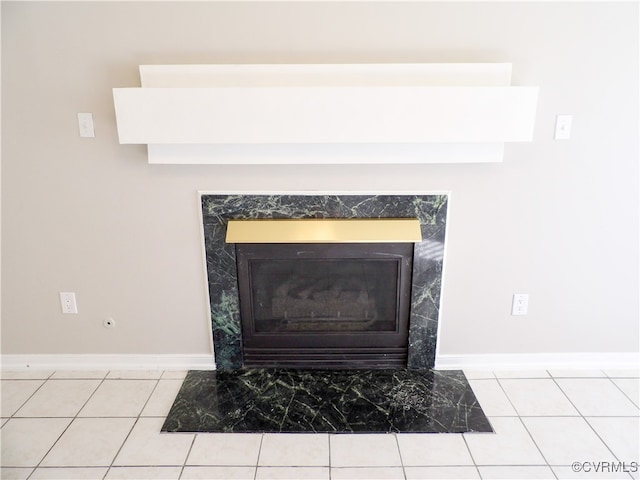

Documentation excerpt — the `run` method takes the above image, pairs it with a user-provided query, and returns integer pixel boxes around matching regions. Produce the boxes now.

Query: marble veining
[162,369,492,434]
[201,194,448,370]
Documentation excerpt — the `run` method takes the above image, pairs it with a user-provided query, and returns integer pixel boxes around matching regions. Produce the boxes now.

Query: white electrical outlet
[512,293,529,316]
[60,292,78,314]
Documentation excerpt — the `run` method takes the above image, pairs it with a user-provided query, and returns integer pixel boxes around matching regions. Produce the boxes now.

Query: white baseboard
[0,354,216,371]
[435,352,640,371]
[3,352,636,372]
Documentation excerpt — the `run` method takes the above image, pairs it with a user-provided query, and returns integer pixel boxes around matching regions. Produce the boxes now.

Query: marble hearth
[162,368,492,433]
[201,194,448,370]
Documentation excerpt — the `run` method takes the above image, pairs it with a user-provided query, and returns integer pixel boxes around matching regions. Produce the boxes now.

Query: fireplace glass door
[236,243,413,368]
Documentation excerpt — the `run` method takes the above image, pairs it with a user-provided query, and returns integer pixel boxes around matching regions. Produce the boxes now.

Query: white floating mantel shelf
[112,64,538,164]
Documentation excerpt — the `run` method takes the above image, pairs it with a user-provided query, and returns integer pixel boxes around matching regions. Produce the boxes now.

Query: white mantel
[113,63,538,164]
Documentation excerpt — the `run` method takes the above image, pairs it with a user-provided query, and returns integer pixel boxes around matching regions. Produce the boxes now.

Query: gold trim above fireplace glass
[225,218,422,244]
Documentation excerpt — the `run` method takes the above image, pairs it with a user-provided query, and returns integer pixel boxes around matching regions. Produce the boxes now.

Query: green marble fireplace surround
[201,194,448,370]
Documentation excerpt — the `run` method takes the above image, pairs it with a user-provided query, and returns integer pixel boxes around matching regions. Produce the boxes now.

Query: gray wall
[2,2,638,360]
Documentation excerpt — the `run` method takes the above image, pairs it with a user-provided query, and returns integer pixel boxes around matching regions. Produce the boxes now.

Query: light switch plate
[555,115,572,140]
[77,113,95,138]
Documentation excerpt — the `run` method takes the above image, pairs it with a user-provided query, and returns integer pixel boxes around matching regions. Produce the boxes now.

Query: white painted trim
[113,63,538,164]
[114,86,535,143]
[197,190,452,196]
[9,1,639,4]
[146,143,506,164]
[0,354,216,371]
[139,63,514,88]
[197,191,216,363]
[433,191,452,364]
[434,352,640,371]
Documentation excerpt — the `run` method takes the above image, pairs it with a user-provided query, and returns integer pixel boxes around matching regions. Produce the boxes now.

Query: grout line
[138,376,163,417]
[254,433,264,480]
[7,414,197,421]
[102,373,164,480]
[550,376,625,463]
[608,376,640,409]
[24,372,109,480]
[493,375,558,479]
[581,416,627,464]
[461,370,496,380]
[393,433,408,480]
[179,433,198,479]
[327,433,332,480]
[604,373,640,380]
[491,375,520,416]
[6,376,50,419]
[460,432,482,479]
[514,417,559,480]
[102,416,138,479]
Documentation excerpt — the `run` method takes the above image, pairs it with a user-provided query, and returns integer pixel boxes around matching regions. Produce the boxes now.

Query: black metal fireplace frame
[236,242,414,369]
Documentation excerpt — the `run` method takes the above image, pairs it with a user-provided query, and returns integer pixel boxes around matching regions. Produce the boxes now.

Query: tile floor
[1,368,638,480]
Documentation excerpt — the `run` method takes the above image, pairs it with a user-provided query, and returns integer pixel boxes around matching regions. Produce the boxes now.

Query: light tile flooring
[1,369,638,480]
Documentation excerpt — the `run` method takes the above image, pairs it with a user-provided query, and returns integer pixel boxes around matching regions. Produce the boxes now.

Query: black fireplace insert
[236,243,414,368]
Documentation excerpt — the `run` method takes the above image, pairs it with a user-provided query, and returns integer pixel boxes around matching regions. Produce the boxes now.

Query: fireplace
[236,242,414,368]
[200,194,448,371]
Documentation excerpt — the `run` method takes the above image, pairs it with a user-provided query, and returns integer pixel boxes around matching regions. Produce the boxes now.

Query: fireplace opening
[236,243,413,369]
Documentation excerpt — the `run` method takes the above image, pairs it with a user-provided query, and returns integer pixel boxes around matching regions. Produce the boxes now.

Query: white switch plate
[512,293,529,316]
[60,292,78,314]
[77,113,95,138]
[555,114,572,140]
